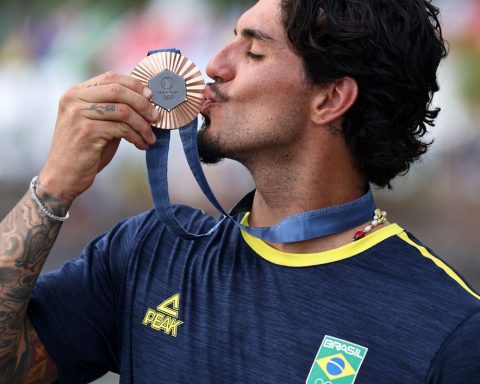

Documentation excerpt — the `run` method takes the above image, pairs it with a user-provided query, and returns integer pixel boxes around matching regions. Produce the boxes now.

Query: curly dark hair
[280,0,448,188]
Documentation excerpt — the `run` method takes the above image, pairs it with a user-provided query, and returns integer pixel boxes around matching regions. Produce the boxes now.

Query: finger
[75,83,159,126]
[80,102,157,145]
[73,71,153,99]
[95,120,151,151]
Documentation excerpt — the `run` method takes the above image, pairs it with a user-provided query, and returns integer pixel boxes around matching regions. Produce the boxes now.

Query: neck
[248,149,366,226]
[244,135,370,253]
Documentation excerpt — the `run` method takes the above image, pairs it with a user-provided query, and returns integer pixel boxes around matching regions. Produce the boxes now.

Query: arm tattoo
[24,327,58,384]
[82,103,117,115]
[15,225,51,271]
[0,188,65,382]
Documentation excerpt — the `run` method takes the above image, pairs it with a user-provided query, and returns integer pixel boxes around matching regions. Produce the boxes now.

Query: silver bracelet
[29,176,70,222]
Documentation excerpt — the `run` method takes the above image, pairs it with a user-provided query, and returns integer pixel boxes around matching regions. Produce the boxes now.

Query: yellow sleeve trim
[398,232,480,300]
[240,213,405,267]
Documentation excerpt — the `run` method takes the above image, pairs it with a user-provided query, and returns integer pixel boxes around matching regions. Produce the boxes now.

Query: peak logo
[306,336,368,384]
[142,293,184,337]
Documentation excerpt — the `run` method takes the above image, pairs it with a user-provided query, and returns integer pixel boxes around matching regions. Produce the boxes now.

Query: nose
[206,43,235,83]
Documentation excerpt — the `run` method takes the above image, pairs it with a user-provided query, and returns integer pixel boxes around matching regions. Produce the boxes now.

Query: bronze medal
[131,51,205,129]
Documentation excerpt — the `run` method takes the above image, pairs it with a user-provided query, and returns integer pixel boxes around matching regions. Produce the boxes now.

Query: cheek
[238,66,307,105]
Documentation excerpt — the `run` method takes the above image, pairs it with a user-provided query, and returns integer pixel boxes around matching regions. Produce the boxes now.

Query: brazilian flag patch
[306,335,368,384]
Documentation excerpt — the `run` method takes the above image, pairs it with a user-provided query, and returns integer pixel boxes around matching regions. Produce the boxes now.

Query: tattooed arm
[0,186,68,383]
[0,72,157,382]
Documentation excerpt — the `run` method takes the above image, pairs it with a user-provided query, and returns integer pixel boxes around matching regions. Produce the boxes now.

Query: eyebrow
[234,27,275,42]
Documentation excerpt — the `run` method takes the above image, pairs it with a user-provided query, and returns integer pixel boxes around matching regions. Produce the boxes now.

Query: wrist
[35,173,74,216]
[37,169,77,207]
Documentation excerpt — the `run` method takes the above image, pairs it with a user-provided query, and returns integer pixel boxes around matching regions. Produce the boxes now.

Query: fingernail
[150,133,156,144]
[143,87,153,98]
[151,108,159,120]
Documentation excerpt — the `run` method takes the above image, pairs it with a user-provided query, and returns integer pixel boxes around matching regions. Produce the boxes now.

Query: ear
[310,77,358,126]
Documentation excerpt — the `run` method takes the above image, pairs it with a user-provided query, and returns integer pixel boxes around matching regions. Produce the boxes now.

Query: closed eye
[247,51,264,60]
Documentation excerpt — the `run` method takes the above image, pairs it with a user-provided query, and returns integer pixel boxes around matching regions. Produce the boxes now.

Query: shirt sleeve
[426,309,480,383]
[27,211,153,384]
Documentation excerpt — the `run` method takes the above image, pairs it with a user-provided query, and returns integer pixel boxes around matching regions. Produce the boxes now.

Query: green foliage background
[0,0,253,43]
[0,0,478,124]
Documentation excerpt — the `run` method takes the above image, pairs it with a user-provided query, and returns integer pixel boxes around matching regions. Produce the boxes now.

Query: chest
[120,239,440,383]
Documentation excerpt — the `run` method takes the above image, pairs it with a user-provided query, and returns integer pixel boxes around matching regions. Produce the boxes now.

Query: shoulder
[102,209,157,245]
[426,309,480,383]
[362,226,480,326]
[388,229,480,305]
[351,227,480,380]
[382,228,480,336]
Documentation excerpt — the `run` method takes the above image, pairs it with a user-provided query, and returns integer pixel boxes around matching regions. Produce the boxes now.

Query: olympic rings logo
[314,379,333,384]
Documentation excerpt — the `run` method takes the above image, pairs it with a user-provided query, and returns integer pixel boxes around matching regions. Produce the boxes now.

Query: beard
[197,115,226,165]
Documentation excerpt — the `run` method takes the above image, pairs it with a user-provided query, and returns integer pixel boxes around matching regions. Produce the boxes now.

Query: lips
[201,87,218,114]
[201,99,216,113]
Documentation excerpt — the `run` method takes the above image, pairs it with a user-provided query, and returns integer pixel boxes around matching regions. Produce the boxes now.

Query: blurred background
[0,0,479,382]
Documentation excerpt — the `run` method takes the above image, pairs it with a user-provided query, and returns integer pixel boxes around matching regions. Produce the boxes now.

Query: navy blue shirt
[28,206,480,383]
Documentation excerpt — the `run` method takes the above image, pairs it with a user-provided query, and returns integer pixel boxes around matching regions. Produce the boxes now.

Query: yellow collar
[240,213,404,267]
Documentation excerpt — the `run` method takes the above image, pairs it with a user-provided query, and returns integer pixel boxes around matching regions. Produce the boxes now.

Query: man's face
[198,0,312,165]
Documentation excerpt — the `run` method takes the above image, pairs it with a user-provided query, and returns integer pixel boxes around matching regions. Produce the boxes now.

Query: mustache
[206,82,229,102]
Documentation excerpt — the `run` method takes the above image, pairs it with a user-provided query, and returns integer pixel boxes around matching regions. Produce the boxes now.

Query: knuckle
[103,71,117,82]
[67,104,82,119]
[76,121,96,142]
[117,103,130,118]
[109,84,125,98]
[58,91,74,109]
[60,98,80,118]
[139,97,152,114]
[117,124,139,145]
[117,122,128,136]
[132,78,145,92]
[81,120,96,134]
[142,120,152,132]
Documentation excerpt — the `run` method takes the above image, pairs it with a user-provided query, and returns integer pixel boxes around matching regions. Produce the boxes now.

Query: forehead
[236,0,285,39]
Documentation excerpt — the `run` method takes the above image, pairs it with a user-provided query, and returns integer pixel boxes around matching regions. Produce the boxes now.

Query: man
[1,0,479,383]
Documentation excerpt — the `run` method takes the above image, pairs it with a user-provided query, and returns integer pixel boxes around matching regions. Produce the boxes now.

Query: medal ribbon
[146,49,377,242]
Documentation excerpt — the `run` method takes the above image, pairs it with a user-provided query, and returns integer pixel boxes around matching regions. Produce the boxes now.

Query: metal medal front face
[131,51,205,129]
[149,69,187,111]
